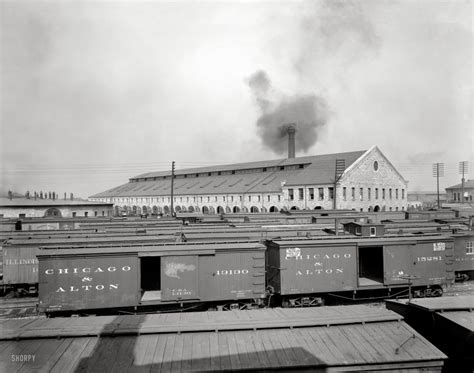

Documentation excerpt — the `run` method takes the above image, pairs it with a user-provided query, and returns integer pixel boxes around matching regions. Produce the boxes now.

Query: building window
[370,227,376,237]
[402,189,405,199]
[389,189,392,199]
[267,195,270,202]
[231,196,234,202]
[343,187,347,201]
[373,161,379,171]
[223,196,226,202]
[298,188,304,200]
[278,195,281,202]
[351,187,355,200]
[289,189,294,201]
[368,188,371,200]
[72,212,76,217]
[382,188,385,199]
[360,188,363,201]
[318,188,324,200]
[207,196,210,202]
[375,188,379,199]
[94,211,98,217]
[396,189,399,199]
[309,188,314,200]
[258,195,261,202]
[240,196,242,202]
[102,211,105,216]
[215,196,218,202]
[84,212,88,217]
[249,195,251,202]
[466,242,473,255]
[328,187,334,200]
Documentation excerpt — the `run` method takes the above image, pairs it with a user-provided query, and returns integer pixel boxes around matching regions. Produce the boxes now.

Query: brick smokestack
[287,124,296,158]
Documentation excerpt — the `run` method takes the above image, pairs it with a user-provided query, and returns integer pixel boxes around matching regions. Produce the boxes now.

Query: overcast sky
[1,0,472,198]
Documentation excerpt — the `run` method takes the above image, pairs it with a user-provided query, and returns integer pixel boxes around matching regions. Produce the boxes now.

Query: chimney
[287,124,296,158]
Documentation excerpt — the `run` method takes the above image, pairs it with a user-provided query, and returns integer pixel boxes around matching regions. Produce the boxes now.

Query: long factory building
[89,145,409,216]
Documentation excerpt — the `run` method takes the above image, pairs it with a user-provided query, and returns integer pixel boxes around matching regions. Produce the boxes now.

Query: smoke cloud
[247,70,329,155]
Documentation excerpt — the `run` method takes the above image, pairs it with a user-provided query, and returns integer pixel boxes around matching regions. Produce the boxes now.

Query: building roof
[446,180,474,190]
[90,150,366,198]
[0,197,113,207]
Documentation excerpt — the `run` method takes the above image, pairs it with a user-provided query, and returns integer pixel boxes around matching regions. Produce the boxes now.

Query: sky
[1,0,472,198]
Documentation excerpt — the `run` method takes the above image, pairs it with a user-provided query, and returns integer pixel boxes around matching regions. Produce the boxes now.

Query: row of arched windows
[113,204,405,216]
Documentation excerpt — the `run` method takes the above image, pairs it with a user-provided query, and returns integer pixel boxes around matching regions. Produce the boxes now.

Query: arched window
[269,206,278,213]
[44,208,62,217]
[233,206,241,213]
[250,206,259,213]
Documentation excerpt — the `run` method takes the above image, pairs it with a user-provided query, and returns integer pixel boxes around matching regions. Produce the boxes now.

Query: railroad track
[0,297,40,318]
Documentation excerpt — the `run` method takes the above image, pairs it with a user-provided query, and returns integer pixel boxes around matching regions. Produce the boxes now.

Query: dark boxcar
[452,232,474,280]
[39,254,139,312]
[266,240,358,297]
[381,237,454,291]
[38,242,266,313]
[267,235,454,305]
[1,235,177,292]
[3,246,39,286]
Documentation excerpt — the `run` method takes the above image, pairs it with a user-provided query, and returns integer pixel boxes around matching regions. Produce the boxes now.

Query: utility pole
[333,159,345,210]
[432,163,444,209]
[459,161,468,204]
[170,161,175,216]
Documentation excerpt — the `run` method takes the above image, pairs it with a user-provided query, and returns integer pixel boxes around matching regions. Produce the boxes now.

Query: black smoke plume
[247,70,328,155]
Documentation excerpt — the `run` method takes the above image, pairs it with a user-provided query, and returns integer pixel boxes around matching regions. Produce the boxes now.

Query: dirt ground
[445,280,474,297]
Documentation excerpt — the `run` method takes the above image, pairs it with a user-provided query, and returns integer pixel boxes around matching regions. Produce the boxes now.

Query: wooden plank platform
[0,305,402,341]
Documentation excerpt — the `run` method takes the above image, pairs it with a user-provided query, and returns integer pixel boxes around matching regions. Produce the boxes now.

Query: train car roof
[387,294,474,312]
[270,234,453,246]
[36,241,267,257]
[4,235,177,245]
[0,306,446,371]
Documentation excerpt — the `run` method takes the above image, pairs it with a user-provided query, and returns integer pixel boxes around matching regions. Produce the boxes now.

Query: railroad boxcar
[0,235,177,295]
[452,231,474,281]
[37,242,266,314]
[266,235,455,307]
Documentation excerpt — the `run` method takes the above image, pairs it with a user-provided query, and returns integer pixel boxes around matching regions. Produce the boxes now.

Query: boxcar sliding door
[161,256,199,301]
[383,244,413,285]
